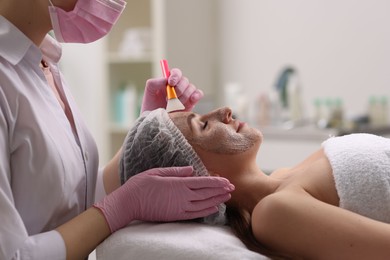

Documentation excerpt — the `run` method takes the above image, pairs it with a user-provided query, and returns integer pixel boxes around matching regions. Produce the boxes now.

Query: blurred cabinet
[105,0,155,160]
[103,0,218,163]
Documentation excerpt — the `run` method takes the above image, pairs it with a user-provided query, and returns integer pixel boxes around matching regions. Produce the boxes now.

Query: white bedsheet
[96,222,270,260]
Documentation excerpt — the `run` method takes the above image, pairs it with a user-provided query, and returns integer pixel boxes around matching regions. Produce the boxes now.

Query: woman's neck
[227,164,282,215]
[0,0,51,46]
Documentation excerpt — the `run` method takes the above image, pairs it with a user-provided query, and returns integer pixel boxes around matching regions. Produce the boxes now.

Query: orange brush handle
[160,59,185,112]
[166,85,178,99]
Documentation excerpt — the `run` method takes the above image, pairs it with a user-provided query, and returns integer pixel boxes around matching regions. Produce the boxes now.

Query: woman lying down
[119,107,390,259]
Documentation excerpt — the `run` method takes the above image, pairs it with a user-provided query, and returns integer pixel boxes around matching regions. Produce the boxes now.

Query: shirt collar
[0,16,62,66]
[40,34,62,64]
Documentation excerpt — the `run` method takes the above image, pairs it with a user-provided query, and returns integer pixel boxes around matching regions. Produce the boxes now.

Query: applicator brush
[160,59,185,113]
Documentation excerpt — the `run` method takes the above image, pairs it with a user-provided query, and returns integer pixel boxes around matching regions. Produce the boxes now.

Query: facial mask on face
[48,0,126,43]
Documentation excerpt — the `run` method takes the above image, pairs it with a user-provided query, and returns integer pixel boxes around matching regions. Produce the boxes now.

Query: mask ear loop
[48,0,54,7]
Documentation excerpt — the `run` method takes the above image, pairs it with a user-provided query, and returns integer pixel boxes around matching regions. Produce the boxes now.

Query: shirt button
[84,151,89,161]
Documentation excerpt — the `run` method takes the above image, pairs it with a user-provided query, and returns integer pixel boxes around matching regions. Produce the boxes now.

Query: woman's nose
[220,107,232,124]
[201,107,233,123]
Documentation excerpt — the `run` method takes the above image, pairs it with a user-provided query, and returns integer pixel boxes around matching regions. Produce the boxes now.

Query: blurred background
[60,0,390,170]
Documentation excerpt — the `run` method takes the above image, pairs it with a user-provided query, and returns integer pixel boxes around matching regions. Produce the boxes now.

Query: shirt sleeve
[15,231,66,260]
[94,166,107,202]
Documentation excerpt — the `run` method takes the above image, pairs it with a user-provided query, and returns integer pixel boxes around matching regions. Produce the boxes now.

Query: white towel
[322,133,390,223]
[96,222,269,260]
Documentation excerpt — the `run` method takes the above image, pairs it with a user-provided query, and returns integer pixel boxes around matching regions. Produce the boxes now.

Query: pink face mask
[48,0,126,43]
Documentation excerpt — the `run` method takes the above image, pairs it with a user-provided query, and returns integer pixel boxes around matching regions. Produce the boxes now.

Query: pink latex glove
[141,68,204,113]
[94,166,234,233]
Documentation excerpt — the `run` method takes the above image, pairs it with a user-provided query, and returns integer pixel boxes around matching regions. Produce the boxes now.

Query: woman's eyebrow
[187,113,196,132]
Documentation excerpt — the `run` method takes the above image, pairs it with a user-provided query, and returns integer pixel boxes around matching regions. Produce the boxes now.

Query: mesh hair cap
[120,108,226,225]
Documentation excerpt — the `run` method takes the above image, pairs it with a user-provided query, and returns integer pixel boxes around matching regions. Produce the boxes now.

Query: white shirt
[0,16,100,259]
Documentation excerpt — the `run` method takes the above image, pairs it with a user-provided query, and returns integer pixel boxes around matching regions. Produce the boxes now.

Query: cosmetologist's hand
[141,68,204,113]
[94,166,234,233]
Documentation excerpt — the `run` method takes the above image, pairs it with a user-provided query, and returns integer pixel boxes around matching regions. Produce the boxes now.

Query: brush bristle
[166,98,185,113]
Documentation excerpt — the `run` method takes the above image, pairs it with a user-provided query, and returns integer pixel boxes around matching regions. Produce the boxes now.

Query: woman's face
[169,107,262,162]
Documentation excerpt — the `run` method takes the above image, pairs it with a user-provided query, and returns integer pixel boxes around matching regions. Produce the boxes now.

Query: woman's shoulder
[252,186,390,259]
[252,189,306,232]
[251,190,311,257]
